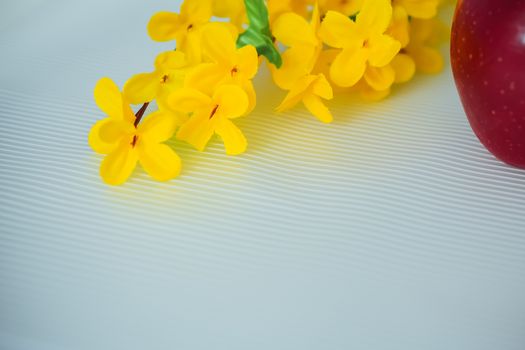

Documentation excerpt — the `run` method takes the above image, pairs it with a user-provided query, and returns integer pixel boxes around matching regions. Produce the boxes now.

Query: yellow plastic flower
[270,3,322,90]
[404,18,448,74]
[276,74,334,123]
[387,6,416,84]
[388,5,410,49]
[319,0,401,89]
[148,0,212,62]
[89,78,181,185]
[184,25,258,113]
[392,0,440,19]
[123,50,188,106]
[267,0,312,24]
[168,85,250,155]
[212,0,247,31]
[318,0,364,16]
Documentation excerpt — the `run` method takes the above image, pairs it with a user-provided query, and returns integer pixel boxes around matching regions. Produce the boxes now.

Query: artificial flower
[276,73,334,123]
[319,0,401,89]
[123,50,188,106]
[267,0,312,24]
[212,0,247,31]
[148,0,212,62]
[404,18,448,74]
[386,5,416,84]
[89,78,181,185]
[270,3,322,90]
[318,0,364,16]
[392,0,440,19]
[168,85,250,155]
[184,25,258,113]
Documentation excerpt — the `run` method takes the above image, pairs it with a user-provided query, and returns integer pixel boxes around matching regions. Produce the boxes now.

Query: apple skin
[451,0,525,168]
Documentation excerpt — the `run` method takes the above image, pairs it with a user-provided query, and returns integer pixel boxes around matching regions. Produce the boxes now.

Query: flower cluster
[89,0,452,185]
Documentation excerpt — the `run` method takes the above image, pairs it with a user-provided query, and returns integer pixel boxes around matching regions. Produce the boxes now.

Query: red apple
[451,0,525,168]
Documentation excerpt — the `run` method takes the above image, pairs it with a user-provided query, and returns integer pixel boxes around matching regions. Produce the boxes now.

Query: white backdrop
[1,1,525,349]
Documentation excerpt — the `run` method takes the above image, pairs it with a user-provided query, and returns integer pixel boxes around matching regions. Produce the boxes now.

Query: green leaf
[237,0,282,68]
[243,0,271,37]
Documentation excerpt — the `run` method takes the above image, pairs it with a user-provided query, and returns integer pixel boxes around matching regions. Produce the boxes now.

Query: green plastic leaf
[243,0,271,36]
[237,0,282,68]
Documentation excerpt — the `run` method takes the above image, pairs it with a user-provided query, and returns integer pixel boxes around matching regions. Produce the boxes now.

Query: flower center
[187,24,193,31]
[209,105,219,119]
[231,66,238,77]
[131,135,138,148]
[160,74,169,84]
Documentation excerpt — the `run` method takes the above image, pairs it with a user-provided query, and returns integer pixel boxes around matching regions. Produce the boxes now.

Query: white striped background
[1,1,525,349]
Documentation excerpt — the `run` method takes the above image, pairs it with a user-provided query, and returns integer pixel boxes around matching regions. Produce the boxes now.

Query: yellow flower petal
[137,143,181,182]
[242,80,257,115]
[201,25,237,66]
[313,48,339,77]
[268,0,311,24]
[123,72,161,105]
[88,119,128,154]
[100,141,138,186]
[359,84,391,101]
[311,74,333,100]
[236,45,259,80]
[364,64,395,91]
[154,50,187,71]
[303,94,333,123]
[329,47,368,87]
[212,85,249,119]
[356,0,393,36]
[147,12,181,42]
[184,63,226,95]
[273,12,316,47]
[182,30,205,64]
[367,33,401,67]
[215,119,247,155]
[310,2,321,33]
[319,0,364,16]
[319,11,360,49]
[388,5,410,48]
[212,0,246,24]
[275,75,317,112]
[395,0,439,19]
[180,0,212,23]
[410,46,444,73]
[94,77,130,120]
[138,111,178,143]
[167,88,212,114]
[390,53,416,83]
[270,46,314,90]
[176,111,215,151]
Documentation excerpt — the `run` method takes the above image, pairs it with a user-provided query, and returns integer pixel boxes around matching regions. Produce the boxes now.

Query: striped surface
[1,1,525,349]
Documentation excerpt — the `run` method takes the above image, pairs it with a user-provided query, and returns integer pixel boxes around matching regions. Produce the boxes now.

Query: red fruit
[451,0,525,168]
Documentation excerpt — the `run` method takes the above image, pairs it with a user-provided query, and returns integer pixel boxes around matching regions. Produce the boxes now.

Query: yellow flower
[270,3,322,89]
[319,0,401,89]
[89,78,181,185]
[404,18,448,74]
[184,25,258,113]
[148,0,212,62]
[168,85,250,155]
[123,50,188,106]
[387,6,416,84]
[212,0,247,31]
[388,5,410,49]
[267,0,312,24]
[392,0,440,19]
[318,0,364,16]
[276,73,334,123]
